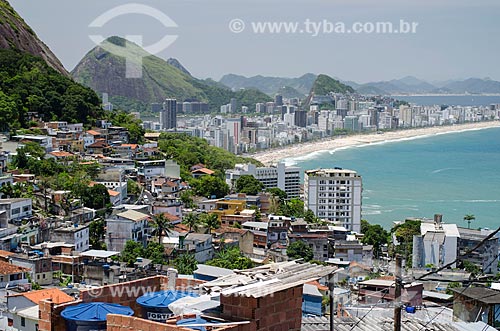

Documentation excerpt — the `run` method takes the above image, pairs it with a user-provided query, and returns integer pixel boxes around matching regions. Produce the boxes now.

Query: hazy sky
[9,0,500,83]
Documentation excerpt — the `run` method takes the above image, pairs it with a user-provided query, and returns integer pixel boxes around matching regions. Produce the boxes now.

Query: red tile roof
[11,288,74,305]
[191,168,215,175]
[0,260,30,275]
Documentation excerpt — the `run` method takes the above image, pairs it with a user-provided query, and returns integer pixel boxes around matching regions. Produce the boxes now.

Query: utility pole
[329,273,334,330]
[394,255,402,331]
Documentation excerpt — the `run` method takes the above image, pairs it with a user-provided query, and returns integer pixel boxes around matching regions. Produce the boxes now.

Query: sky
[9,0,500,83]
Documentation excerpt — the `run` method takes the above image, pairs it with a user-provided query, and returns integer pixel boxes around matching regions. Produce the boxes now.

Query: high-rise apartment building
[160,98,177,130]
[226,162,301,198]
[304,168,362,232]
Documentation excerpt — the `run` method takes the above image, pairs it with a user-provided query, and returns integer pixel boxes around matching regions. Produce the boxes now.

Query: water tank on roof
[136,290,199,323]
[177,316,220,331]
[61,302,134,331]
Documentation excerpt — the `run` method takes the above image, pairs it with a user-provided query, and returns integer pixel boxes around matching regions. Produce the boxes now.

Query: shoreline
[250,121,500,165]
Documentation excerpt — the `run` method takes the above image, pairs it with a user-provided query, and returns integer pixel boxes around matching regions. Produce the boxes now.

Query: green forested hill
[72,36,272,112]
[0,49,104,131]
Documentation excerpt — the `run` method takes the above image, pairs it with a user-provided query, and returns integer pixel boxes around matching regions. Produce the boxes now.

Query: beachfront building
[225,162,301,198]
[304,168,362,233]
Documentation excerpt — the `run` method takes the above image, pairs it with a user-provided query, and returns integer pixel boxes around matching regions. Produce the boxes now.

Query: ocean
[286,127,500,230]
[392,95,500,107]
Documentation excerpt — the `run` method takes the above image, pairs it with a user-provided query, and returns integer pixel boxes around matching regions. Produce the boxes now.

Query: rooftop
[115,210,150,222]
[451,287,500,304]
[201,261,336,298]
[9,288,74,305]
[0,260,30,275]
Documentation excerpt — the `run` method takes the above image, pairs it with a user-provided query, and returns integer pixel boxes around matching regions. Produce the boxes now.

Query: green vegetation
[174,254,198,275]
[390,219,421,266]
[150,214,174,245]
[190,176,229,198]
[235,175,264,195]
[361,220,389,256]
[287,240,314,262]
[72,36,271,113]
[106,110,145,143]
[310,74,355,96]
[200,213,220,234]
[464,214,476,229]
[461,260,481,275]
[0,49,103,131]
[158,132,261,178]
[206,247,254,270]
[182,213,201,233]
[89,218,106,250]
[120,240,166,266]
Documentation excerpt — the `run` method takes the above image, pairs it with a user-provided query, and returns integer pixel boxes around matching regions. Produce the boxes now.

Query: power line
[415,226,500,281]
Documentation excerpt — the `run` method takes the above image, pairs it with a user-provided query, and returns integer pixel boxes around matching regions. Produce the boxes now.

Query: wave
[431,167,464,174]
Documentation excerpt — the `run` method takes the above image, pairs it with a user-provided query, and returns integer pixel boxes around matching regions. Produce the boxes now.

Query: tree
[360,220,389,256]
[89,218,106,250]
[391,220,421,264]
[180,190,196,209]
[235,175,264,195]
[174,253,198,275]
[304,210,321,224]
[191,176,229,198]
[201,213,220,234]
[206,247,254,270]
[151,214,173,245]
[121,240,144,266]
[182,213,201,233]
[464,214,475,229]
[266,188,288,202]
[82,184,110,210]
[287,240,314,262]
[279,198,305,218]
[127,179,141,197]
[144,242,165,265]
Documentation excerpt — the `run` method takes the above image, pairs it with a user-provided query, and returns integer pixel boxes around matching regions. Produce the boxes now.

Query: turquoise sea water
[287,127,500,229]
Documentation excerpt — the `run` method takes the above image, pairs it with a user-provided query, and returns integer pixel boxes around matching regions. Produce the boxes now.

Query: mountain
[0,49,104,131]
[166,58,190,76]
[309,74,355,95]
[220,73,317,96]
[275,86,305,99]
[0,0,67,75]
[72,37,271,112]
[355,76,437,95]
[441,78,500,94]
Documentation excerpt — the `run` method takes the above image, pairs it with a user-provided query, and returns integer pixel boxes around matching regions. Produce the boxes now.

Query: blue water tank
[136,290,199,323]
[177,317,217,331]
[61,302,134,331]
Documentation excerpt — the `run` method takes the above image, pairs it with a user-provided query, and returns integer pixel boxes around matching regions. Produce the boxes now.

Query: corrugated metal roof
[201,261,336,298]
[301,315,494,331]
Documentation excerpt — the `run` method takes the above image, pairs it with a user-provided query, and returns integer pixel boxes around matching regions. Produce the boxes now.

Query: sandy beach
[250,121,500,165]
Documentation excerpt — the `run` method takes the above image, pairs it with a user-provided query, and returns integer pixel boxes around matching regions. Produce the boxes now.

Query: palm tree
[151,213,173,245]
[464,214,476,229]
[202,213,220,235]
[182,212,201,233]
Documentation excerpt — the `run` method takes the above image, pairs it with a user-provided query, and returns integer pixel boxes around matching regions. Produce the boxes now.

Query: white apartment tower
[304,168,362,233]
[225,162,301,198]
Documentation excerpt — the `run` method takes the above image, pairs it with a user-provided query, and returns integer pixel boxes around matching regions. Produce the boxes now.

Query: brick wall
[107,314,239,331]
[220,285,303,331]
[38,275,206,331]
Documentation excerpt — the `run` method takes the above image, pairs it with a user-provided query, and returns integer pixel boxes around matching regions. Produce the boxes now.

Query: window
[21,317,25,327]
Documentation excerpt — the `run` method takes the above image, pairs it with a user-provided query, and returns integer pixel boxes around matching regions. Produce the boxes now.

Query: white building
[412,215,459,269]
[51,223,90,252]
[106,210,150,251]
[0,198,32,223]
[304,168,362,233]
[225,162,301,198]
